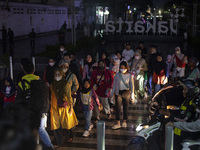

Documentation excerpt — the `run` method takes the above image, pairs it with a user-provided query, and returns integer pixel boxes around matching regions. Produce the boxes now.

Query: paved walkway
[0,32,186,149]
[47,100,148,150]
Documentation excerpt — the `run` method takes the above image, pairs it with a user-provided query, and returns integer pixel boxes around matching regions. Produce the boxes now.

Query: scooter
[126,80,200,150]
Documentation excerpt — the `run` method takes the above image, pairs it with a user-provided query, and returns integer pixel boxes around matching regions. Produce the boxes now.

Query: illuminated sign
[104,8,185,35]
[104,17,177,35]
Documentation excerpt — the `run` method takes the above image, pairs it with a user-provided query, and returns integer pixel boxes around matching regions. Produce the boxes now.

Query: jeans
[83,105,93,131]
[153,84,163,96]
[148,73,153,95]
[39,113,53,148]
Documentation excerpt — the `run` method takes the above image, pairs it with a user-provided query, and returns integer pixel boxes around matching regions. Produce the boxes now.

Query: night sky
[153,0,169,7]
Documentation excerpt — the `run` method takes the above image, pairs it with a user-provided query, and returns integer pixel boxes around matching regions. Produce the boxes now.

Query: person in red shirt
[0,77,16,109]
[90,60,114,120]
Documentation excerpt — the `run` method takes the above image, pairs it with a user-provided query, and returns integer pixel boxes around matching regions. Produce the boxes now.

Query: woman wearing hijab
[59,60,79,96]
[130,51,148,102]
[109,54,120,77]
[50,68,78,148]
[0,76,16,108]
[43,57,57,87]
[152,53,168,95]
[101,51,110,69]
[83,54,97,80]
[170,47,187,81]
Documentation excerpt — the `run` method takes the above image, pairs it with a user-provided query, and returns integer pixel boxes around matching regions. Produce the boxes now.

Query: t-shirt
[122,49,134,66]
[82,91,91,105]
[119,73,130,90]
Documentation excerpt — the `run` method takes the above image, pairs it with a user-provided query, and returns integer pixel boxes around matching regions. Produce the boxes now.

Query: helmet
[181,79,199,98]
[188,57,199,67]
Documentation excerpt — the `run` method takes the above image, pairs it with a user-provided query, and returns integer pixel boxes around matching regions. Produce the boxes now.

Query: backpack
[21,79,49,113]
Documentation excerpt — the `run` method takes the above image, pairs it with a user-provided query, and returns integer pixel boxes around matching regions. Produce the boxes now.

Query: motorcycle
[126,80,200,150]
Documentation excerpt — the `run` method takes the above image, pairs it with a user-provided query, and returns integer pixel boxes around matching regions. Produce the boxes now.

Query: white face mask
[120,69,127,73]
[55,76,62,81]
[135,56,140,60]
[60,48,64,52]
[62,68,68,73]
[175,51,180,54]
[49,62,55,66]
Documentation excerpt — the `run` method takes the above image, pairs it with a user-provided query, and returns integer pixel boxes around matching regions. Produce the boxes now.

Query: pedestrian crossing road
[47,101,149,150]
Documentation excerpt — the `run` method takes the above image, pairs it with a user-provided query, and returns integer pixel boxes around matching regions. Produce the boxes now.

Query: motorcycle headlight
[143,125,149,129]
[136,124,149,132]
[136,124,143,132]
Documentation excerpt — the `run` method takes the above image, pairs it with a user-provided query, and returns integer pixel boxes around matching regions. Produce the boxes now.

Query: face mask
[135,56,140,60]
[49,62,55,66]
[62,68,68,73]
[60,48,64,52]
[175,51,180,54]
[120,69,127,73]
[55,76,62,81]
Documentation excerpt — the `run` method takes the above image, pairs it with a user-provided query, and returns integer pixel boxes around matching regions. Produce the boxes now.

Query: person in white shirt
[122,42,134,66]
[110,61,134,130]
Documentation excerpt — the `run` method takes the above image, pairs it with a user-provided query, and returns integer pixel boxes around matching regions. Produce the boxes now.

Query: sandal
[122,122,127,128]
[53,145,60,148]
[66,138,73,142]
[112,124,121,130]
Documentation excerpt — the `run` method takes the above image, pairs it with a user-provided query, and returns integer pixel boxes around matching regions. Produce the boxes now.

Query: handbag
[57,99,68,108]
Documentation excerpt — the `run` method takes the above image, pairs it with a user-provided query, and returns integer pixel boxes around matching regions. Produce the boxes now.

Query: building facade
[0,0,84,38]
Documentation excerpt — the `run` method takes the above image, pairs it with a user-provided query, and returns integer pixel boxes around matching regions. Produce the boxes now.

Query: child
[80,78,100,137]
[0,77,16,108]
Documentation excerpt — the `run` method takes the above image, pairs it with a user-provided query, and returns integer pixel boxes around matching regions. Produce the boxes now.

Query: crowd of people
[0,40,199,150]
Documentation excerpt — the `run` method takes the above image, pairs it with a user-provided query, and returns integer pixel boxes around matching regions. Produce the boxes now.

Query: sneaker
[88,124,94,131]
[82,130,90,137]
[112,124,121,130]
[130,99,137,104]
[122,122,127,128]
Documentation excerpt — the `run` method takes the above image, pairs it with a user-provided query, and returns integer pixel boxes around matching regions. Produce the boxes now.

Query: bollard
[165,125,174,150]
[9,56,13,80]
[97,121,105,150]
[32,56,36,70]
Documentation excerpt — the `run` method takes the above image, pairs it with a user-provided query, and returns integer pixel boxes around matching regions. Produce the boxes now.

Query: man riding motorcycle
[127,79,199,150]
